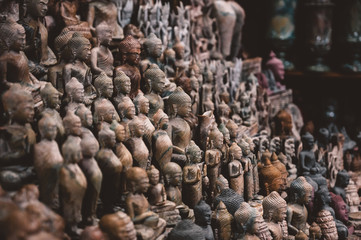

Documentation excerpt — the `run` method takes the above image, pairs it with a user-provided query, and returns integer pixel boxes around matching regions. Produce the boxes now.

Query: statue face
[213,134,223,150]
[42,122,57,140]
[135,176,149,193]
[134,122,145,137]
[83,142,99,157]
[71,148,83,164]
[103,83,114,99]
[196,206,211,226]
[232,147,243,161]
[120,79,131,94]
[125,105,136,120]
[159,116,169,130]
[98,28,113,46]
[149,39,163,58]
[77,44,91,61]
[139,99,150,115]
[190,149,203,163]
[70,119,82,136]
[126,51,140,66]
[152,74,166,94]
[106,131,116,148]
[29,0,48,18]
[302,188,312,205]
[73,88,84,103]
[170,172,182,186]
[335,201,348,223]
[47,93,61,110]
[115,125,126,142]
[177,102,191,117]
[149,172,159,185]
[228,124,238,139]
[12,28,26,52]
[102,107,116,123]
[272,206,287,222]
[13,100,34,124]
[85,110,93,127]
[242,142,250,155]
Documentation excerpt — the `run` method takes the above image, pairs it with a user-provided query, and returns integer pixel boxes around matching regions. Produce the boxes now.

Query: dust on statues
[125,167,166,240]
[146,165,181,227]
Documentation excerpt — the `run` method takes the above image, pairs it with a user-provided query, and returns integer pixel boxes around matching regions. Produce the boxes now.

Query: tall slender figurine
[134,93,155,150]
[125,167,166,240]
[79,133,102,226]
[0,86,36,191]
[113,70,131,107]
[64,77,85,113]
[91,22,114,78]
[96,126,123,213]
[34,115,63,209]
[140,33,163,73]
[167,87,193,166]
[144,64,166,118]
[60,136,87,236]
[19,0,57,79]
[287,177,313,237]
[194,200,214,240]
[115,35,142,99]
[228,142,244,197]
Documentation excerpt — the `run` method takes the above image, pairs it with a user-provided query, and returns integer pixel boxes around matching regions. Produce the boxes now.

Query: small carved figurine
[98,211,136,240]
[115,35,142,99]
[134,93,155,150]
[113,70,131,107]
[228,142,244,197]
[125,116,149,169]
[316,210,339,240]
[152,109,173,170]
[211,201,233,240]
[262,191,288,240]
[234,202,260,239]
[64,77,84,113]
[144,64,166,117]
[140,33,163,73]
[91,22,114,78]
[79,133,102,225]
[259,151,283,196]
[0,86,36,191]
[96,126,123,213]
[60,136,87,236]
[34,115,63,210]
[345,180,360,213]
[125,167,166,240]
[287,176,313,236]
[194,200,214,240]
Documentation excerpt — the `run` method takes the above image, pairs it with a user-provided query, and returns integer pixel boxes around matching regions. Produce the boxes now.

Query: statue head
[38,114,57,141]
[0,22,26,52]
[263,191,287,223]
[94,72,113,99]
[94,99,116,124]
[186,141,203,164]
[126,167,149,194]
[209,127,224,150]
[133,94,149,115]
[330,193,349,223]
[152,109,169,130]
[164,47,176,65]
[163,162,182,187]
[215,175,229,196]
[225,120,238,140]
[99,211,136,240]
[144,64,166,94]
[290,176,313,205]
[168,219,205,240]
[274,110,292,138]
[62,137,82,164]
[68,33,91,62]
[143,33,163,58]
[147,165,160,186]
[218,123,230,145]
[238,139,250,156]
[260,151,283,194]
[98,126,116,149]
[128,116,144,138]
[168,87,192,118]
[119,35,141,65]
[271,153,288,189]
[75,104,93,128]
[110,121,126,143]
[234,202,258,234]
[335,170,350,188]
[217,101,231,119]
[63,110,82,136]
[114,70,131,95]
[65,77,84,103]
[40,83,61,110]
[229,142,243,161]
[81,134,99,158]
[315,187,332,209]
[96,22,112,47]
[302,132,314,151]
[194,200,212,227]
[2,85,34,124]
[26,0,48,18]
[173,39,185,59]
[117,97,135,121]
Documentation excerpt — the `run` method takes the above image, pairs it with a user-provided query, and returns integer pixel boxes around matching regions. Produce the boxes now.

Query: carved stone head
[26,0,48,18]
[96,21,112,46]
[75,104,93,128]
[65,77,84,103]
[194,200,212,226]
[99,211,136,240]
[114,70,131,95]
[144,64,166,94]
[208,127,224,150]
[94,72,113,99]
[0,22,25,52]
[229,142,243,161]
[263,191,287,223]
[290,176,313,205]
[40,83,61,110]
[163,162,182,187]
[143,33,162,58]
[2,85,34,124]
[225,120,238,140]
[117,97,135,121]
[186,141,203,164]
[62,136,82,164]
[168,87,192,118]
[152,109,169,130]
[126,167,149,194]
[147,165,160,186]
[68,33,91,62]
[38,114,57,141]
[98,126,116,149]
[133,93,150,115]
[63,110,82,136]
[119,35,141,65]
[94,99,116,124]
[234,202,258,234]
[260,151,283,194]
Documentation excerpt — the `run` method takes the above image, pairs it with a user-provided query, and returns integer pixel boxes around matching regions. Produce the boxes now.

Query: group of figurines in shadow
[0,0,360,239]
